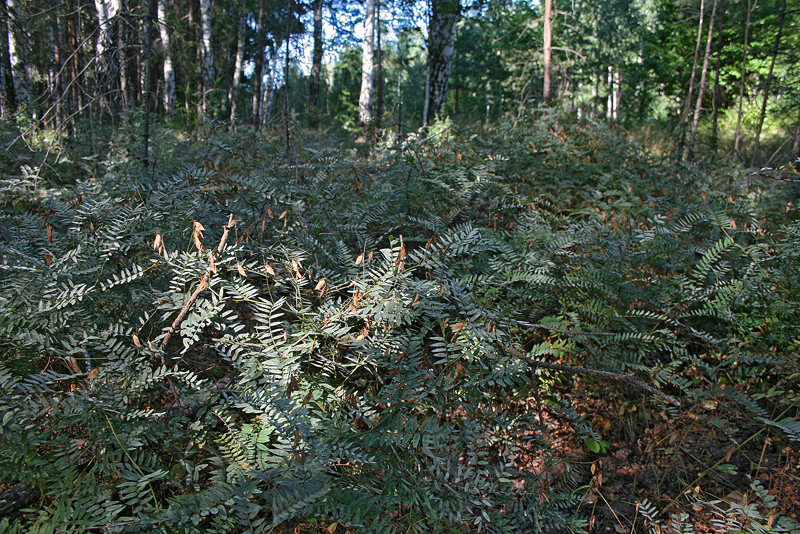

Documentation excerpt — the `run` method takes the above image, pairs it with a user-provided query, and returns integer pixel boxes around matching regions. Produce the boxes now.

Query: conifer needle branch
[159,215,236,357]
[497,341,681,408]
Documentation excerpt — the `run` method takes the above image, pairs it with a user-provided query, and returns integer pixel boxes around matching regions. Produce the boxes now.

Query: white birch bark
[7,0,29,110]
[199,0,213,114]
[359,0,375,127]
[157,0,176,114]
[423,0,459,125]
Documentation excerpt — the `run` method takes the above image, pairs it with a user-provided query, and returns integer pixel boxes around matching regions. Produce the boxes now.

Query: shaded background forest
[1,0,799,164]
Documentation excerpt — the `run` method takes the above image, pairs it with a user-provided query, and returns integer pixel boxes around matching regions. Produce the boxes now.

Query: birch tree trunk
[423,0,459,126]
[1,0,17,116]
[229,12,244,123]
[157,0,176,115]
[734,0,756,156]
[7,0,30,112]
[750,0,785,167]
[359,0,375,128]
[308,0,323,124]
[542,0,552,103]
[252,0,265,126]
[199,0,213,116]
[688,0,719,162]
[94,0,121,108]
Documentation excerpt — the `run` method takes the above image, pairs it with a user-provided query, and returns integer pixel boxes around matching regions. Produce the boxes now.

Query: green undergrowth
[1,115,799,533]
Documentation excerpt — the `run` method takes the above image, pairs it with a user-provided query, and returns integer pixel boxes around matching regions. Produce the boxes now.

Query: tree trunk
[792,103,800,168]
[143,0,154,167]
[542,0,552,103]
[157,0,176,115]
[228,11,244,123]
[199,0,213,116]
[750,0,785,167]
[375,0,383,134]
[7,0,30,113]
[423,0,459,126]
[1,0,17,116]
[358,0,375,129]
[734,0,756,156]
[710,5,723,159]
[252,0,265,126]
[688,0,719,162]
[283,0,292,155]
[94,0,121,109]
[677,0,705,157]
[308,0,323,124]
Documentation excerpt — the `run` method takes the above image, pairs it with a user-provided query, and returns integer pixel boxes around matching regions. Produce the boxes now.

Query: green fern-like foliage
[1,115,798,533]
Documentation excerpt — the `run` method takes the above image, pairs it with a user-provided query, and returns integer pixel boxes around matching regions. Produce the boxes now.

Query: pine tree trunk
[750,0,785,167]
[734,0,756,156]
[423,0,459,125]
[1,0,17,116]
[308,0,323,124]
[358,0,375,129]
[677,0,705,157]
[157,0,176,115]
[688,0,719,162]
[229,12,244,123]
[199,0,213,116]
[283,0,292,155]
[252,0,265,126]
[542,0,552,103]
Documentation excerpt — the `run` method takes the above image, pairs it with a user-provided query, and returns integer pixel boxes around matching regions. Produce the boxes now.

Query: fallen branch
[159,214,236,357]
[497,341,681,408]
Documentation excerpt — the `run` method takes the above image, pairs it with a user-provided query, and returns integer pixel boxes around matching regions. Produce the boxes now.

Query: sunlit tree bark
[542,0,552,103]
[1,0,17,116]
[359,0,375,128]
[94,0,121,108]
[199,0,213,115]
[157,0,176,115]
[7,0,29,113]
[423,0,459,125]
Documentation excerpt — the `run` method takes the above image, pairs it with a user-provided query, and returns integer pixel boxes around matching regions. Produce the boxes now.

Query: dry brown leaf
[44,253,53,266]
[265,262,275,276]
[286,375,298,398]
[236,262,246,277]
[87,367,98,380]
[68,356,81,374]
[355,253,364,265]
[315,278,327,291]
[132,333,141,348]
[279,209,288,219]
[267,208,274,219]
[192,220,205,252]
[46,224,53,244]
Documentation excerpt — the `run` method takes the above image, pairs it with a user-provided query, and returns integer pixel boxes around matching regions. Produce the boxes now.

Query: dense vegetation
[2,0,800,530]
[1,111,799,532]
